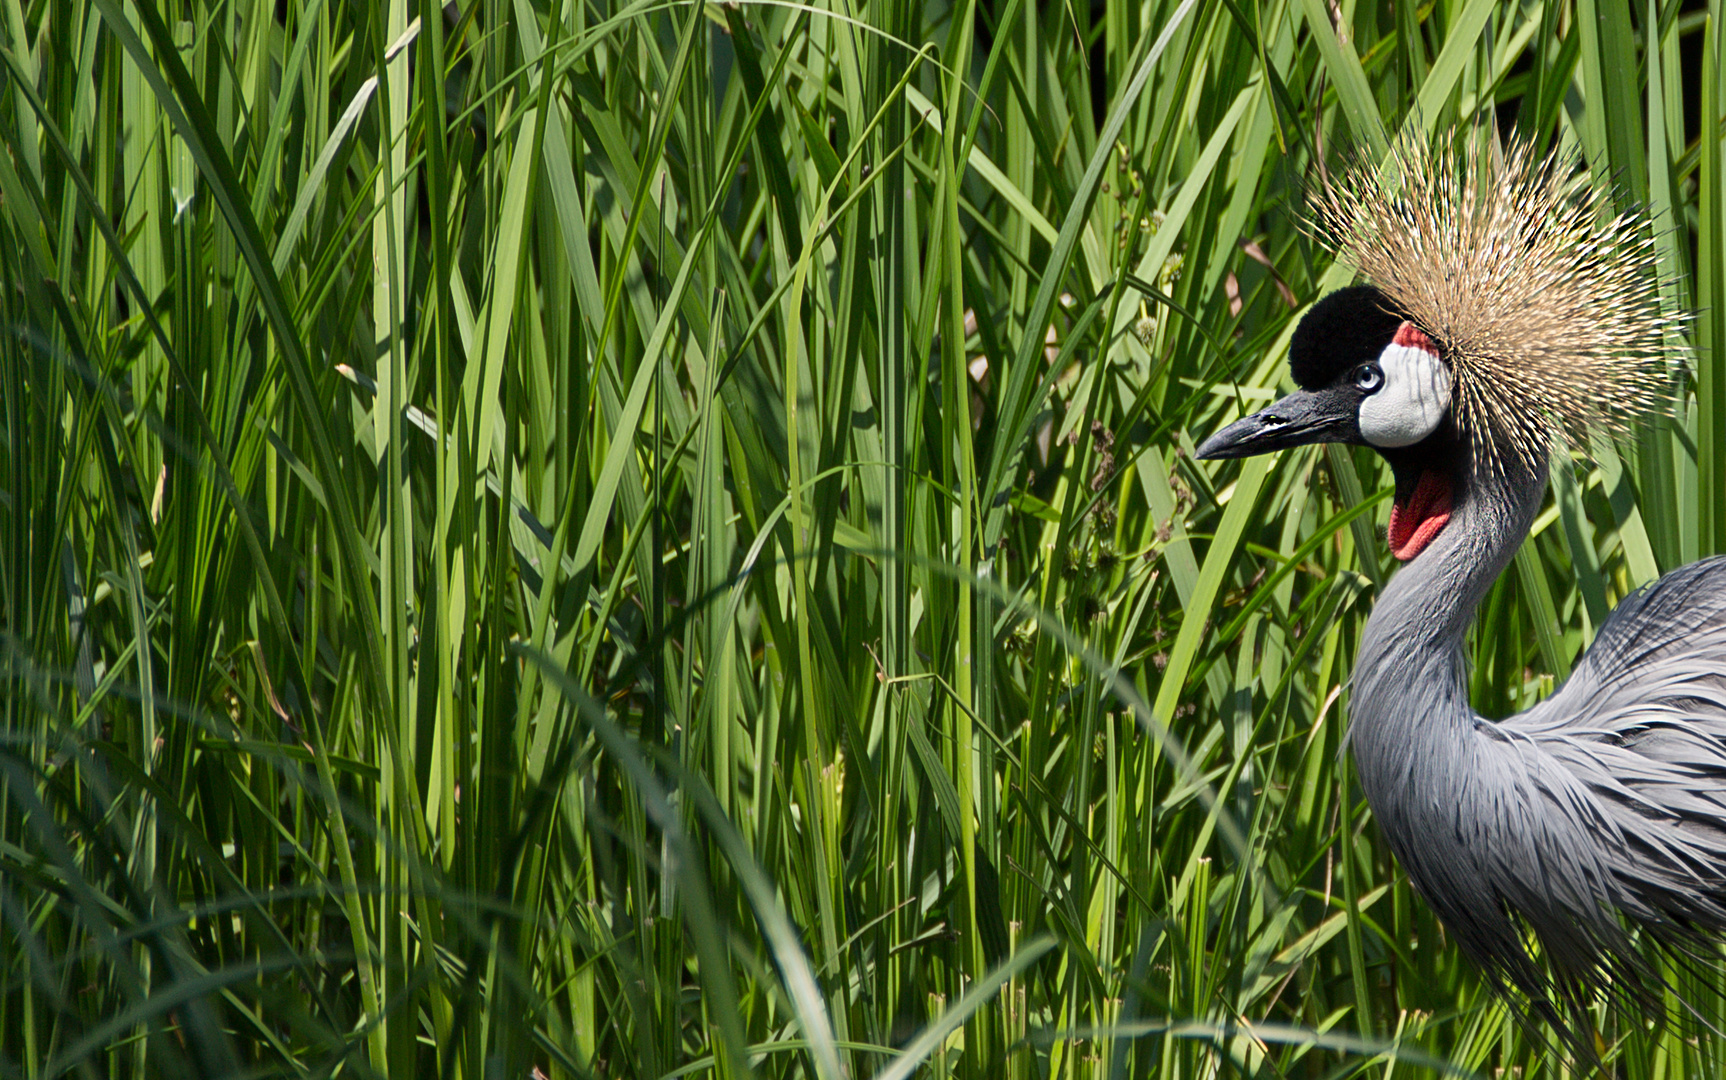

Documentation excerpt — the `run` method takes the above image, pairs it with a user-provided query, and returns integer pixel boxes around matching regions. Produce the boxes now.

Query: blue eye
[1354,363,1384,392]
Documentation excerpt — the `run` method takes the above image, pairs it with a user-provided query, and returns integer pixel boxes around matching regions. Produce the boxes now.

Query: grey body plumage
[1196,134,1721,1043]
[1353,441,1726,1013]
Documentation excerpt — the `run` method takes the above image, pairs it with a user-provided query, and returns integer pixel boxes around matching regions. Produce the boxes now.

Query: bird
[1195,134,1726,1046]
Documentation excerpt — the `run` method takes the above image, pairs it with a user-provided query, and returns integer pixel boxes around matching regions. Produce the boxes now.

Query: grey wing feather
[1504,554,1726,927]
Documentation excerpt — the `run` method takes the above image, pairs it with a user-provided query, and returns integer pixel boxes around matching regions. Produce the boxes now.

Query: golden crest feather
[1307,133,1682,472]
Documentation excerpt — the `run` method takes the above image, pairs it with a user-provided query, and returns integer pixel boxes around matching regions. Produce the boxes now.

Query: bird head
[1195,133,1678,561]
[1197,285,1462,559]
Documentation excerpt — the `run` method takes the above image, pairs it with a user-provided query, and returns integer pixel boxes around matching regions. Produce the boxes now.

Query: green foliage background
[3,0,1723,1075]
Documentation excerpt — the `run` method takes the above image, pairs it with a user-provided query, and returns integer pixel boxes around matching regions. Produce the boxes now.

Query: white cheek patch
[1358,342,1451,448]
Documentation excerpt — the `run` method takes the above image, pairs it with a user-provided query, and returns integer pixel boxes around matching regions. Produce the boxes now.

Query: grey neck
[1349,449,1547,767]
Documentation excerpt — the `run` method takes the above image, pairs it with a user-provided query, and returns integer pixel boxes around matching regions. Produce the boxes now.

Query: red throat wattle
[1387,470,1452,561]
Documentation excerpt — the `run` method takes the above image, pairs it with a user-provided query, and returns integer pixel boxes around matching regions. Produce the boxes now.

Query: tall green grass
[2,0,1723,1076]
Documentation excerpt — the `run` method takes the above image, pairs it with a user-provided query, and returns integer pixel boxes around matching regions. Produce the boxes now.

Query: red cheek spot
[1388,469,1452,561]
[1392,320,1435,353]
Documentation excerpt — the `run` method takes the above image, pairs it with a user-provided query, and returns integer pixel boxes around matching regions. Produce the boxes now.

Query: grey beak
[1195,387,1359,460]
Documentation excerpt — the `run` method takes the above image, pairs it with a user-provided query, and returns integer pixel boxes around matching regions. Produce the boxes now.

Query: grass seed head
[1308,133,1682,473]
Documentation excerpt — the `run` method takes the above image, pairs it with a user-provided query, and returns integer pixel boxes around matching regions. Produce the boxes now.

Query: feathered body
[1352,435,1726,1016]
[1198,133,1726,1041]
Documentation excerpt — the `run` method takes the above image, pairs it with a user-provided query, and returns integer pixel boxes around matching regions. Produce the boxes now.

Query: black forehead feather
[1288,285,1409,390]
